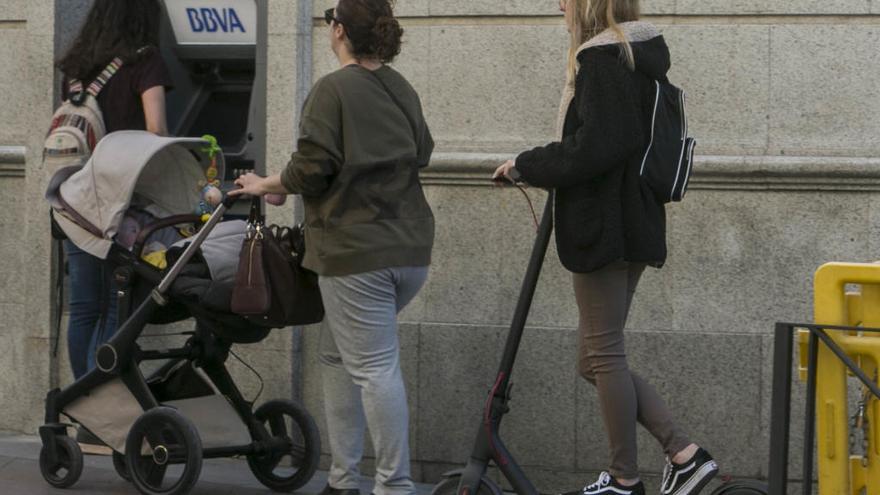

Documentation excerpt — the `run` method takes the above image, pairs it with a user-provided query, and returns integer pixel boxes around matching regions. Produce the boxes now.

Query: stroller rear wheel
[247,399,321,492]
[113,450,132,482]
[125,407,203,495]
[39,435,84,489]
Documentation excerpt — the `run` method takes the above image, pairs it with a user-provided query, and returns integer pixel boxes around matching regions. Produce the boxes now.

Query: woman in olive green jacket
[231,2,433,495]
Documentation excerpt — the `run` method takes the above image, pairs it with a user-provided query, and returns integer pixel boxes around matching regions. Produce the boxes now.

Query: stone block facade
[2,0,878,491]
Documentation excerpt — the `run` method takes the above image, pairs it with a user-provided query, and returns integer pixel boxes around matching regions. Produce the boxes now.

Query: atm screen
[184,88,252,152]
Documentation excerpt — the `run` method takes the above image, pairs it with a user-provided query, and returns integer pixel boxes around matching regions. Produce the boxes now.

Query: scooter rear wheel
[432,474,501,495]
[710,479,769,495]
[39,435,84,489]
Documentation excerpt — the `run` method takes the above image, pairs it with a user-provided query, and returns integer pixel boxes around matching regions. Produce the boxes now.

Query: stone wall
[0,0,56,433]
[2,0,879,492]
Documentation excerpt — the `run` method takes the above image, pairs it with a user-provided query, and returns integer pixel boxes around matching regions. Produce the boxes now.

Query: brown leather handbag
[231,198,324,327]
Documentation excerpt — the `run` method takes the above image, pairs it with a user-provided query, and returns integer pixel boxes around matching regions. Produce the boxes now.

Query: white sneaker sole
[669,461,718,495]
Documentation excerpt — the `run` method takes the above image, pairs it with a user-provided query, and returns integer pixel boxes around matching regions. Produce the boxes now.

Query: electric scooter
[431,176,880,495]
[431,186,554,495]
[429,186,754,495]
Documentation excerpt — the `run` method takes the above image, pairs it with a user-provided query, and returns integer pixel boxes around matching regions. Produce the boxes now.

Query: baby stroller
[41,131,321,495]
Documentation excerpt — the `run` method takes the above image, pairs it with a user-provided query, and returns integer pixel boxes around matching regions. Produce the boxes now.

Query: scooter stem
[456,192,554,495]
[496,192,554,391]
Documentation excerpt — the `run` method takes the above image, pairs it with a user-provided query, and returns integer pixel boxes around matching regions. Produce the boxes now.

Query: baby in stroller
[42,131,321,495]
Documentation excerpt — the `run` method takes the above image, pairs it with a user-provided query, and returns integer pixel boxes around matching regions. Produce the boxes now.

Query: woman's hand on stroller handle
[230,172,267,197]
[223,174,260,208]
[231,173,288,198]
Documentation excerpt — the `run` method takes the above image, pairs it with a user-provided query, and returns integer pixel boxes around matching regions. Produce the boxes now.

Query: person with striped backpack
[47,0,173,454]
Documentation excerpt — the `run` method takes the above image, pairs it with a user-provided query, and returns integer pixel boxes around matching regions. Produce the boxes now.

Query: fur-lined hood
[555,21,670,137]
[574,21,670,80]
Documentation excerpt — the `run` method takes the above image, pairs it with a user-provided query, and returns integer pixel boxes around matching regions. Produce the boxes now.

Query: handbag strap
[246,196,266,240]
[365,67,419,144]
[248,197,265,225]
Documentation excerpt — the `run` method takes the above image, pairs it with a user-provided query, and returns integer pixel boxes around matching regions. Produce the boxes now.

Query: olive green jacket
[281,65,435,276]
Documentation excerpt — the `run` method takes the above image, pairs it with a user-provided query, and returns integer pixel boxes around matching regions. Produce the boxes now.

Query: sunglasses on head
[324,8,341,25]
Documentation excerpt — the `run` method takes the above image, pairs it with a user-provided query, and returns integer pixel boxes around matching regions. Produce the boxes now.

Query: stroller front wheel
[125,407,203,495]
[39,435,84,489]
[247,399,321,492]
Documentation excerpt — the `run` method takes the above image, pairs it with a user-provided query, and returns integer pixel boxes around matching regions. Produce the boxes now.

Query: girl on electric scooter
[494,1,717,494]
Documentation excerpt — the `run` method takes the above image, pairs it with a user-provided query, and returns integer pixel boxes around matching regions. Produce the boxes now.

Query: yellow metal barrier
[804,263,880,495]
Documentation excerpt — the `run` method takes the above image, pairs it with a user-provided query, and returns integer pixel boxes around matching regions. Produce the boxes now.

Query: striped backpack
[43,57,123,172]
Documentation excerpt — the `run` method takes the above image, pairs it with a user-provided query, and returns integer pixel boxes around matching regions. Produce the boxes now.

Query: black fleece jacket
[516,35,671,273]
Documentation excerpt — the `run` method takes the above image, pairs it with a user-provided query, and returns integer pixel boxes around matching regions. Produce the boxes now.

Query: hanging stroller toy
[41,131,321,495]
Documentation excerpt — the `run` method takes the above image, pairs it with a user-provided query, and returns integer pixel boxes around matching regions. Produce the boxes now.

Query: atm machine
[159,0,268,211]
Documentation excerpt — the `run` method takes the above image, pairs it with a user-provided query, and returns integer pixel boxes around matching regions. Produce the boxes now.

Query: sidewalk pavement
[0,433,434,495]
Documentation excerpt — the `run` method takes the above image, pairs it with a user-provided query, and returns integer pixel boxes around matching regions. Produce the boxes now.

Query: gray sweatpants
[573,261,691,480]
[318,266,428,495]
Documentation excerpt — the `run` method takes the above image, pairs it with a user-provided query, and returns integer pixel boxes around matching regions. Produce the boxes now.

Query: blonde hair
[566,0,640,81]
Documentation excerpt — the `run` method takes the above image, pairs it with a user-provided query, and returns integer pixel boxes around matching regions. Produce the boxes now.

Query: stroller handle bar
[222,191,249,209]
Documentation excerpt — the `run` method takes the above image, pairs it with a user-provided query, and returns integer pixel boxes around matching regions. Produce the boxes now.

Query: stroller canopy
[46,131,223,259]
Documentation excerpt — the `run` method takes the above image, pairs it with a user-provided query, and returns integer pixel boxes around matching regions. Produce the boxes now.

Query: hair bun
[371,15,403,63]
[337,0,404,63]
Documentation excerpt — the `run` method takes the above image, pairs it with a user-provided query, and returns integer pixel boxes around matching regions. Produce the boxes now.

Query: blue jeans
[64,241,118,379]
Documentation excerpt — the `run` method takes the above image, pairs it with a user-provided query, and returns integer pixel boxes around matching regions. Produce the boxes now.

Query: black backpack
[639,79,696,203]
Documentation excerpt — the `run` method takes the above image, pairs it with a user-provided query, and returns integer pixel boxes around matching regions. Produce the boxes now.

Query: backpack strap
[86,57,124,97]
[68,57,124,100]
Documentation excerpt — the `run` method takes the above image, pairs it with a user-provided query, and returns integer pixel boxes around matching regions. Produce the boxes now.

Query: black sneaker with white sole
[562,472,645,495]
[660,448,719,495]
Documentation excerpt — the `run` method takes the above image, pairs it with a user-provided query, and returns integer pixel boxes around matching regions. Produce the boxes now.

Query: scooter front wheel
[431,474,501,495]
[710,479,769,495]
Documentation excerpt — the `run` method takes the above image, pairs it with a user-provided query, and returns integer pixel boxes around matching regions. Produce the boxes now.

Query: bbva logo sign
[186,8,247,33]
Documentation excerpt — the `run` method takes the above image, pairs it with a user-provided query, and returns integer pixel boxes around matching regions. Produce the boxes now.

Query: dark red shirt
[62,48,173,133]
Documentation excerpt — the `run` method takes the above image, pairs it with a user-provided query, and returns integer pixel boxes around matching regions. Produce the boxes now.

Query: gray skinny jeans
[574,260,690,480]
[318,266,428,495]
